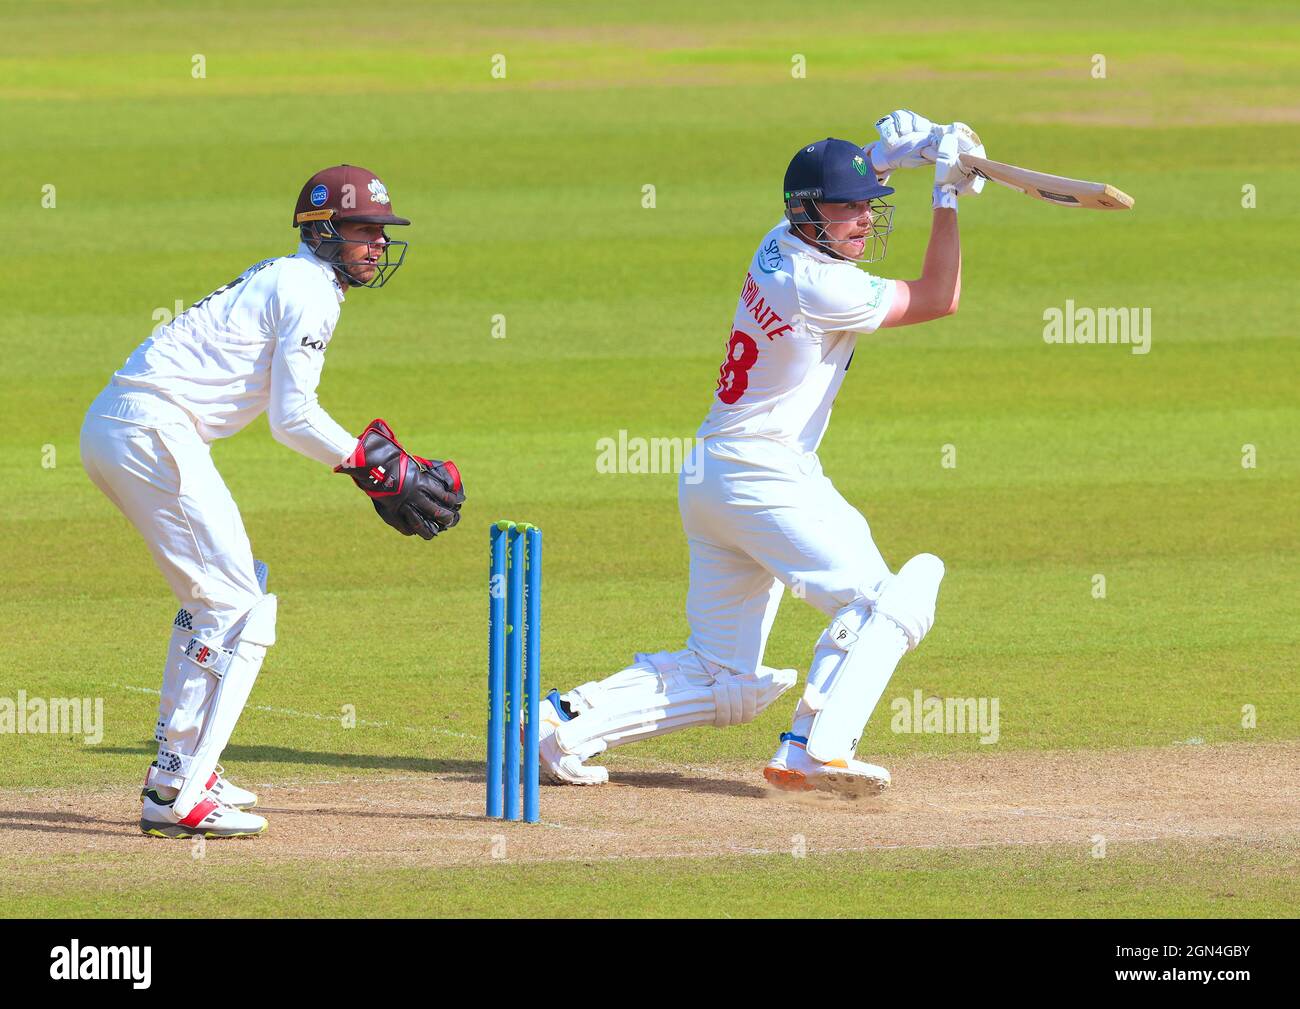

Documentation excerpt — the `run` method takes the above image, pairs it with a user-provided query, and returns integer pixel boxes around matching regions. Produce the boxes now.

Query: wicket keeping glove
[336,419,464,540]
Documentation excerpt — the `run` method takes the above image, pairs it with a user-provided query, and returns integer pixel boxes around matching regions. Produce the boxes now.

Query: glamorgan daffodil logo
[852,155,868,176]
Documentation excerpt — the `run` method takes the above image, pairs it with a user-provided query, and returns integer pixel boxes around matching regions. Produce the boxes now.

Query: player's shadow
[93,746,767,796]
[251,804,491,825]
[606,769,769,799]
[94,744,481,777]
[0,807,144,840]
[0,801,487,839]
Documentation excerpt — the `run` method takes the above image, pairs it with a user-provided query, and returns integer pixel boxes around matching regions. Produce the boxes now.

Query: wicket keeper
[80,166,465,838]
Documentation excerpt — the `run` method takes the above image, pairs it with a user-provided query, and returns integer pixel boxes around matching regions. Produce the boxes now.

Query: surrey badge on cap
[293,165,411,227]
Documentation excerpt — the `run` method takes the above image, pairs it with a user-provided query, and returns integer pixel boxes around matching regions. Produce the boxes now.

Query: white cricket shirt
[101,243,357,466]
[695,221,895,456]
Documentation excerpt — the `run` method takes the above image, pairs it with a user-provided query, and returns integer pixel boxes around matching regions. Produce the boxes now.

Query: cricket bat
[958,154,1134,210]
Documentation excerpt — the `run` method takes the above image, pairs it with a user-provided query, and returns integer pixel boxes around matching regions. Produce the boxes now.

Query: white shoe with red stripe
[140,787,267,839]
[205,765,257,809]
[142,762,257,809]
[763,732,891,798]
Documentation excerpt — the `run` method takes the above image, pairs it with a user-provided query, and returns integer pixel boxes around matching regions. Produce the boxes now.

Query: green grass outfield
[2,840,1294,918]
[1,0,1297,916]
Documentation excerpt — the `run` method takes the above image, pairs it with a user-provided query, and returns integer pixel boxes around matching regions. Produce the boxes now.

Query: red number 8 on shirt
[715,329,759,405]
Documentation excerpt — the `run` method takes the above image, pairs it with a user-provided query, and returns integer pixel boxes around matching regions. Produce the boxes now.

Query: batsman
[537,111,982,795]
[80,166,465,838]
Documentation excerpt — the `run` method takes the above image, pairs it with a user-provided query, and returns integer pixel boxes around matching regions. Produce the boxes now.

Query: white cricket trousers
[546,436,894,762]
[79,385,264,784]
[678,436,891,675]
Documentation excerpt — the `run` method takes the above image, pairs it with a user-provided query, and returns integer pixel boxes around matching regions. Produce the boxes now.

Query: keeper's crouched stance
[80,166,464,838]
[538,112,976,796]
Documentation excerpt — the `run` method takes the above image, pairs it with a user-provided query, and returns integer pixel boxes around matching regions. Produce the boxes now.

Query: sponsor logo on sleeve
[300,322,331,351]
[758,238,784,274]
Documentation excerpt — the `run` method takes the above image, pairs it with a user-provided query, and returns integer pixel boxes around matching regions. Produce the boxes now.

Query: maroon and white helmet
[293,165,410,288]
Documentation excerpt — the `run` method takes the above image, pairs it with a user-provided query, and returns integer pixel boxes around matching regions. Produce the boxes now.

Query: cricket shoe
[763,732,891,798]
[141,761,258,809]
[140,788,267,839]
[536,689,608,786]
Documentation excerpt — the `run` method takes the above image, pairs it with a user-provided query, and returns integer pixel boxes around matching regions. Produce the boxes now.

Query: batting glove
[867,109,940,179]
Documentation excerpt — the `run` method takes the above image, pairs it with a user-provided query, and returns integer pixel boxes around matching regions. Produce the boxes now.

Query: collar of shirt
[294,241,347,303]
[776,221,849,266]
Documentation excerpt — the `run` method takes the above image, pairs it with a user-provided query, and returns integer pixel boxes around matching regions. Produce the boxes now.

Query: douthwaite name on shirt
[740,273,795,340]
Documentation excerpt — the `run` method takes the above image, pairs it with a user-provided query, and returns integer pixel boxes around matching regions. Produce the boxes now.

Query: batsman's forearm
[919,208,961,315]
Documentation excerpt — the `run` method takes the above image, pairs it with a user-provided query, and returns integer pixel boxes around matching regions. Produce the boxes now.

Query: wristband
[932,185,959,211]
